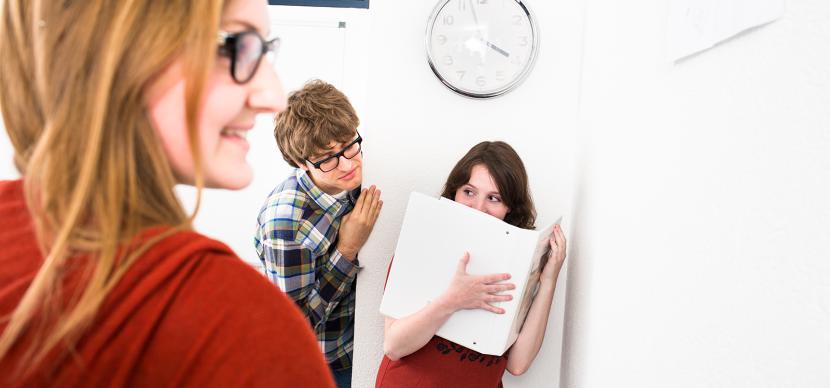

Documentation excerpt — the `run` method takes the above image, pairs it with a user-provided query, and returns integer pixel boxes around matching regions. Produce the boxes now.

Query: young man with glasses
[254,80,381,388]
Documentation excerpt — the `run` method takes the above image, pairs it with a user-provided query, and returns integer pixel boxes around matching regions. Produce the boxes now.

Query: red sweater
[0,180,334,388]
[375,258,507,388]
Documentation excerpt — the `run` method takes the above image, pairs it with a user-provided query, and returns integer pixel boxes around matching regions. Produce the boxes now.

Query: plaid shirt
[254,168,361,370]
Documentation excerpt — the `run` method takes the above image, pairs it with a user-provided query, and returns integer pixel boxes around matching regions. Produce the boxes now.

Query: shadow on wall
[558,151,590,388]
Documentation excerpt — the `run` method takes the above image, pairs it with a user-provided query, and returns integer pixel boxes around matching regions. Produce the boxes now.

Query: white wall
[353,1,585,387]
[561,0,830,387]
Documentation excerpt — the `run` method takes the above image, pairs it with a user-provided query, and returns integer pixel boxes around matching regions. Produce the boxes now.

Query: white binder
[379,192,559,356]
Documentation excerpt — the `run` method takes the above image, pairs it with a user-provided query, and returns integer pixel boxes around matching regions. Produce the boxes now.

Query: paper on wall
[667,0,785,61]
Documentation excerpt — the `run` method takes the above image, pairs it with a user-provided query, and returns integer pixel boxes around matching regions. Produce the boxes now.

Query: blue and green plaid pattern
[255,169,361,370]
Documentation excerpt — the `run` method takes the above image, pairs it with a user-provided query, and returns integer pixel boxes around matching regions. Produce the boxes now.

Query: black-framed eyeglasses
[305,133,363,173]
[217,30,280,84]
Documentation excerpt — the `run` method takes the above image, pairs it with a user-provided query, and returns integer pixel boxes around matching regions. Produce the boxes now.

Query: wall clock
[426,0,539,98]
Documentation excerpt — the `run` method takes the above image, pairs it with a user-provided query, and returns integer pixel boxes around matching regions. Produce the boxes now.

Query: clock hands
[468,0,510,58]
[482,40,509,57]
[469,0,483,34]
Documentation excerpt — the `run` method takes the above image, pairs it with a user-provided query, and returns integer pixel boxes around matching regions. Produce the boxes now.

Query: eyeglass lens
[319,141,361,172]
[234,32,265,82]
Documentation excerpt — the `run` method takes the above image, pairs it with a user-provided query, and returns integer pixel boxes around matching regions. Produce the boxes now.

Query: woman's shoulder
[129,228,301,324]
[0,179,23,199]
[101,228,332,387]
[0,180,27,228]
[126,227,279,300]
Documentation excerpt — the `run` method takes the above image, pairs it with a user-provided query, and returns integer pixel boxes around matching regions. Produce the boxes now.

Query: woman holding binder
[375,141,568,387]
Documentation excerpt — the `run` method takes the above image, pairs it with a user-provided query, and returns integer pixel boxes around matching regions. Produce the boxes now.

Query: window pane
[268,0,369,9]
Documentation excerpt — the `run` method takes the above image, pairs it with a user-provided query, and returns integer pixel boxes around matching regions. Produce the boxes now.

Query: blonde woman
[0,0,333,387]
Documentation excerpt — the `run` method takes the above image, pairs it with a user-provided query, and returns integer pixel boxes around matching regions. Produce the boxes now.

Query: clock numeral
[476,76,486,87]
[456,70,466,81]
[495,71,506,82]
[437,34,447,45]
[444,56,454,66]
[458,0,466,11]
[512,15,522,25]
[518,36,529,47]
[443,15,455,25]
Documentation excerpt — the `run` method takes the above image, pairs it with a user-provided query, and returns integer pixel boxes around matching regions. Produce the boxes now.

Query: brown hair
[274,79,359,167]
[441,141,536,229]
[0,0,223,375]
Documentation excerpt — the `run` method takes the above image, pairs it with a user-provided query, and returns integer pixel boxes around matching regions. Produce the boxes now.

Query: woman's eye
[463,189,474,196]
[489,195,502,202]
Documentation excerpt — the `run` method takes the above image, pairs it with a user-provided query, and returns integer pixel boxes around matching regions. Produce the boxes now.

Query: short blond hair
[274,80,359,167]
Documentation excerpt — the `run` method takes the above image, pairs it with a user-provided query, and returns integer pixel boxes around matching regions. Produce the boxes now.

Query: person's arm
[506,224,567,376]
[260,236,357,329]
[383,252,515,361]
[256,187,382,328]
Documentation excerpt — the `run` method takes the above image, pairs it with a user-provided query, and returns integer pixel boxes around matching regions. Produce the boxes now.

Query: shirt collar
[295,169,357,215]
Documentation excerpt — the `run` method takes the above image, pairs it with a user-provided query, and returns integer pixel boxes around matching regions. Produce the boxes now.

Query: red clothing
[375,258,507,388]
[375,337,507,388]
[0,180,334,388]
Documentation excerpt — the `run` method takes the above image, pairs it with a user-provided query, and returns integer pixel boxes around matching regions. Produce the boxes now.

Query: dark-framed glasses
[306,133,363,173]
[217,30,280,84]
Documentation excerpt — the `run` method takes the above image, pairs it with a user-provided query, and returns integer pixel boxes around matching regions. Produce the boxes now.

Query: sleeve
[259,235,359,329]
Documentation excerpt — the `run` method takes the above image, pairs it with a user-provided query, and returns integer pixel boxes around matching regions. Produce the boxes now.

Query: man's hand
[337,185,383,261]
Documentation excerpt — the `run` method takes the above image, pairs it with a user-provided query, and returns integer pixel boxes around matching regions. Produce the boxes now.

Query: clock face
[426,0,538,98]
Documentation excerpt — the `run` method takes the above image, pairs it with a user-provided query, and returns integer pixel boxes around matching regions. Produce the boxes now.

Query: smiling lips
[340,168,357,180]
[220,122,255,138]
[220,128,251,139]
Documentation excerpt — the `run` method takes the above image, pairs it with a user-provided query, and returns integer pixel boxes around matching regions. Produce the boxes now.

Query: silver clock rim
[424,0,540,99]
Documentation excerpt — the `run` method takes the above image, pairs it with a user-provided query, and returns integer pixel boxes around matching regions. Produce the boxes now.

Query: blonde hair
[0,0,224,375]
[274,79,359,167]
